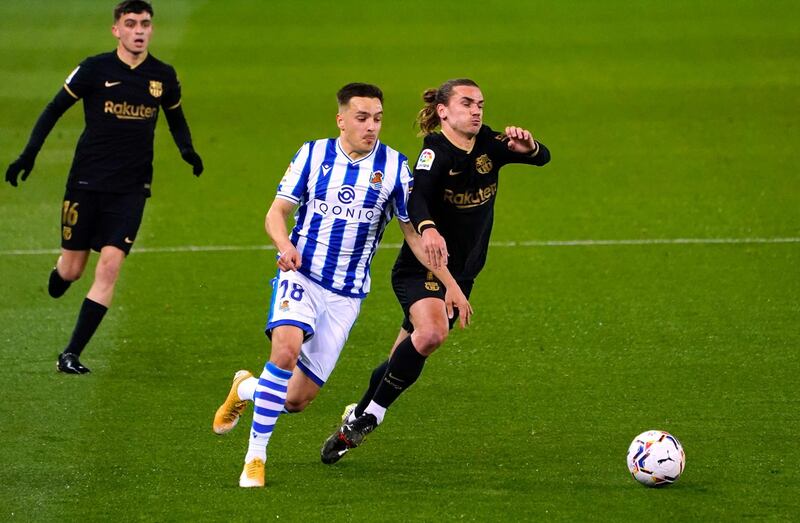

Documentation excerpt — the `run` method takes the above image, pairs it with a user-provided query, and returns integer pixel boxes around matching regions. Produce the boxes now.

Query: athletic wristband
[417,220,437,234]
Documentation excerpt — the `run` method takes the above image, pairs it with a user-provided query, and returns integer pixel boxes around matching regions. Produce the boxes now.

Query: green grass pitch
[1,0,798,520]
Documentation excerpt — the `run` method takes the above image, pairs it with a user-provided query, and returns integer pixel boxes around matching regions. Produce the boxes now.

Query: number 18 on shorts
[266,270,317,341]
[265,270,362,385]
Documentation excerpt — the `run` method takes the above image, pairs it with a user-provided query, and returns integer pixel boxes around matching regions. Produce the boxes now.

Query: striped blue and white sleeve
[276,142,312,204]
[391,155,413,223]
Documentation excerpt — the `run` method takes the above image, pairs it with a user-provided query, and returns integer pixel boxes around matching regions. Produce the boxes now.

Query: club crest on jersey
[369,170,383,190]
[149,80,163,98]
[475,154,493,174]
[279,300,290,312]
[416,149,435,171]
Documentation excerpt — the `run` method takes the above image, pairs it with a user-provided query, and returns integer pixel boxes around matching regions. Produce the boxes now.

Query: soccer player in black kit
[5,1,203,374]
[321,78,550,463]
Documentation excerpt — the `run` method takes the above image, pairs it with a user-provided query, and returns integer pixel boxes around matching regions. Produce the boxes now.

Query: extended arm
[5,88,77,186]
[265,197,301,272]
[501,125,551,166]
[164,105,203,176]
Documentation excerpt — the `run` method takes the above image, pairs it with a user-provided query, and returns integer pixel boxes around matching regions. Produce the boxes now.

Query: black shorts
[391,266,474,333]
[60,188,146,255]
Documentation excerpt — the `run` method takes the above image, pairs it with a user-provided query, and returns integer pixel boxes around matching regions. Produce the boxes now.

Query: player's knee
[412,326,448,355]
[59,265,84,282]
[269,329,304,366]
[95,259,122,284]
[283,396,311,413]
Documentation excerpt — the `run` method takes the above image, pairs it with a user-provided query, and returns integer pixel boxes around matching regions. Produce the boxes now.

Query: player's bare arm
[420,227,448,270]
[265,198,301,271]
[399,220,471,327]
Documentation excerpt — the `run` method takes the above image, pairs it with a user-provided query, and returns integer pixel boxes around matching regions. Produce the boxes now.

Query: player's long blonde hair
[416,78,479,135]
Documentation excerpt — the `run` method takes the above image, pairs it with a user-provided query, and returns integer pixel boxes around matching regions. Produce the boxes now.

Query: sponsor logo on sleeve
[415,149,435,171]
[279,164,292,184]
[65,66,80,84]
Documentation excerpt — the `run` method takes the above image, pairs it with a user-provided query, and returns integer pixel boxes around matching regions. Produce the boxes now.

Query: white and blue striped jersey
[276,138,412,298]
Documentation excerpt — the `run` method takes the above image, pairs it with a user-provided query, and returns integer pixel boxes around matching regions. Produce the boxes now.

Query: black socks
[63,298,108,356]
[48,267,72,298]
[370,336,427,410]
[355,359,390,417]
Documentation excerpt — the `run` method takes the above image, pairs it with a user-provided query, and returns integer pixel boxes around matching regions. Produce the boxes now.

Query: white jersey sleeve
[276,142,312,204]
[390,157,412,223]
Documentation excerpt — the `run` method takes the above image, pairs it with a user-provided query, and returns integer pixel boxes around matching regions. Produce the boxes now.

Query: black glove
[5,152,36,187]
[181,148,204,176]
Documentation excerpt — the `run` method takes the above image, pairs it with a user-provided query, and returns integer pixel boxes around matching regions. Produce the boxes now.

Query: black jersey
[62,51,182,194]
[395,124,550,281]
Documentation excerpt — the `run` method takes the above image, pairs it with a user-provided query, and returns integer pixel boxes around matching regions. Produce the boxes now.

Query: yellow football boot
[239,458,265,488]
[213,370,253,434]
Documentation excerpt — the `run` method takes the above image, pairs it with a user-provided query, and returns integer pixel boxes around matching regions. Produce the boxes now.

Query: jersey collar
[115,48,150,70]
[336,138,380,165]
[441,126,479,154]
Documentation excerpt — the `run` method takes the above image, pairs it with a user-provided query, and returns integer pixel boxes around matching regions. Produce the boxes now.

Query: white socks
[237,376,257,402]
[363,401,386,425]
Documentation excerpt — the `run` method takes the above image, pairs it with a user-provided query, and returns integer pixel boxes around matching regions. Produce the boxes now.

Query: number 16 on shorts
[266,270,320,340]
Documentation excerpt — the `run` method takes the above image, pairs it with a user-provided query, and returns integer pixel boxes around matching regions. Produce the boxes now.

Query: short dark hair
[337,83,383,107]
[114,0,153,21]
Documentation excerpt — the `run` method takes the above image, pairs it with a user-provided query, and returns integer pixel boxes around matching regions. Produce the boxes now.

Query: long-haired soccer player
[321,78,551,463]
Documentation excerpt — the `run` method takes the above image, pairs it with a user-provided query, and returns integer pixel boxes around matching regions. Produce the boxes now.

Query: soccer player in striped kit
[212,83,470,487]
[320,78,550,464]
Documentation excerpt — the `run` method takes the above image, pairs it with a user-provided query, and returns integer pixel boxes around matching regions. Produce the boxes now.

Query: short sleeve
[390,156,413,222]
[276,143,312,204]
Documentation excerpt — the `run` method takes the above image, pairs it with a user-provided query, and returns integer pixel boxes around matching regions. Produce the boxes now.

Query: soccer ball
[627,430,685,487]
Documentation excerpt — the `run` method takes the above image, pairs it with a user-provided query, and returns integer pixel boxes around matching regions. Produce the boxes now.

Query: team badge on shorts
[416,149,435,171]
[279,299,290,311]
[475,154,493,174]
[369,170,383,190]
[149,80,163,98]
[424,271,440,291]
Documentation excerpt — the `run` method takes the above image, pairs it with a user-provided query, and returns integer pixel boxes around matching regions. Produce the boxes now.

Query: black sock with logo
[354,359,389,418]
[371,336,427,409]
[48,267,72,298]
[63,298,108,356]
